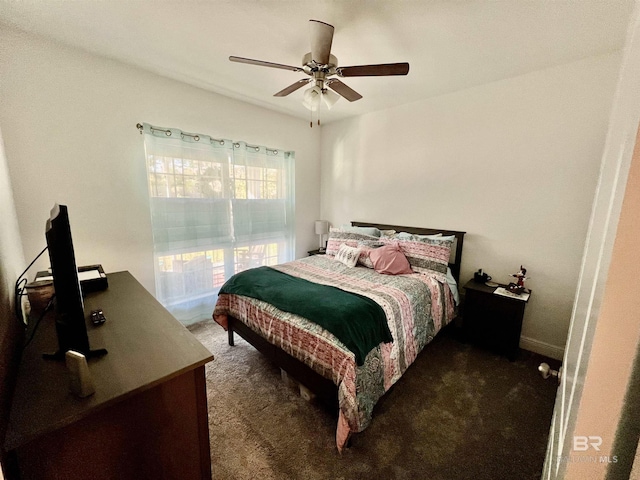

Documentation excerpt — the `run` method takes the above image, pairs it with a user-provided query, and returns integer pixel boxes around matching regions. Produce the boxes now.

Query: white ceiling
[0,1,635,124]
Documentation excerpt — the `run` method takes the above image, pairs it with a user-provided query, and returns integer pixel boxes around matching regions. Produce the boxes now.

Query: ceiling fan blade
[338,62,410,77]
[327,79,362,102]
[309,20,334,65]
[229,56,301,72]
[274,79,310,97]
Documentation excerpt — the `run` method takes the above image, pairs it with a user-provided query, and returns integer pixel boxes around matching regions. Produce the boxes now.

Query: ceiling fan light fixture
[321,89,340,110]
[302,86,322,111]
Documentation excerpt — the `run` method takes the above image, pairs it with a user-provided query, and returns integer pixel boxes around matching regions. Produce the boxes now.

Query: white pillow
[334,244,362,268]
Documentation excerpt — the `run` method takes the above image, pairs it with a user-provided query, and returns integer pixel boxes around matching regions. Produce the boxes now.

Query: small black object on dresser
[462,280,531,361]
[90,309,106,326]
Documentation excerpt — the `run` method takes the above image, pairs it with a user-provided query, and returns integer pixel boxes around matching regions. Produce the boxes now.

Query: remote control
[90,309,106,325]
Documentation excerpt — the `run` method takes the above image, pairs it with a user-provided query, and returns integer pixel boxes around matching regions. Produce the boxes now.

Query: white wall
[0,126,26,466]
[0,28,321,298]
[0,128,25,322]
[320,52,622,354]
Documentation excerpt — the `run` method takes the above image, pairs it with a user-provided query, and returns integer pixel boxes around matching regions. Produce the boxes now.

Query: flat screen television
[44,204,106,360]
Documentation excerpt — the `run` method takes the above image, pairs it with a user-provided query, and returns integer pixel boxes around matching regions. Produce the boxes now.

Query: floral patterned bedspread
[213,254,456,451]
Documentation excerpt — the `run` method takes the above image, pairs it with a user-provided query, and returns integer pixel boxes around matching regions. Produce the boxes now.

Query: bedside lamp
[315,220,329,252]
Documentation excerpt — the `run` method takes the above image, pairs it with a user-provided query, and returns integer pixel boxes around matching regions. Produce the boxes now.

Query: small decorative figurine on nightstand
[507,265,527,294]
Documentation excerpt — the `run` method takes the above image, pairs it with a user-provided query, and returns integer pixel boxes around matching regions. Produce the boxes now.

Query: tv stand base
[42,348,108,361]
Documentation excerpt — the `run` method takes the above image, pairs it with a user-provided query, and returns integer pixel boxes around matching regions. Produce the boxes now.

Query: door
[541,9,640,478]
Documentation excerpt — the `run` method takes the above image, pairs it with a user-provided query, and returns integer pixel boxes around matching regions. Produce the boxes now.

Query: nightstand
[462,280,531,361]
[307,249,325,256]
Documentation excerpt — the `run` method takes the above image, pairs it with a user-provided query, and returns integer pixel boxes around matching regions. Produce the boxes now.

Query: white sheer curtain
[141,123,295,324]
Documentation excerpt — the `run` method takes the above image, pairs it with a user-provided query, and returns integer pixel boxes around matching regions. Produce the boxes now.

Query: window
[148,156,226,199]
[141,124,295,324]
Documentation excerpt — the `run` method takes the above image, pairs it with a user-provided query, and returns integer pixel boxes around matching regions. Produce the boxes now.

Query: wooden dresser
[3,271,214,480]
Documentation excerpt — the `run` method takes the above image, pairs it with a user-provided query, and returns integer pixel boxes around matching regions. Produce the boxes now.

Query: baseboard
[520,336,565,361]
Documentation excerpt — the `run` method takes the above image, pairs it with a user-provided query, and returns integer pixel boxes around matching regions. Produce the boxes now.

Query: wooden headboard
[351,221,466,283]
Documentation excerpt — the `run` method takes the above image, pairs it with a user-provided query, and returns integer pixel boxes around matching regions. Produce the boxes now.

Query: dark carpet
[189,319,559,480]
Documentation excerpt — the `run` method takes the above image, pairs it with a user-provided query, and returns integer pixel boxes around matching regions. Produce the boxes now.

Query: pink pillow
[369,243,413,275]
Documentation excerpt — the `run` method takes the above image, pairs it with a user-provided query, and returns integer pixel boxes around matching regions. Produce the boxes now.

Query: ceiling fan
[229,19,409,122]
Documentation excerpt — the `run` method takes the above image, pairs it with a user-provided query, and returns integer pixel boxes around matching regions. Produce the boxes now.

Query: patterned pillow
[339,225,382,237]
[356,240,384,268]
[383,231,453,241]
[334,244,362,268]
[325,228,380,257]
[380,235,452,275]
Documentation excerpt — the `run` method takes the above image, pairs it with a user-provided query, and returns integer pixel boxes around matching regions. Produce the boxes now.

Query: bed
[213,222,466,451]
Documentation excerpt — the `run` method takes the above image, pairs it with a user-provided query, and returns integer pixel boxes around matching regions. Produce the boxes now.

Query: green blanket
[219,266,392,365]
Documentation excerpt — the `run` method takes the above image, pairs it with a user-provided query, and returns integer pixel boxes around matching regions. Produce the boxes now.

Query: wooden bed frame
[227,222,466,414]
